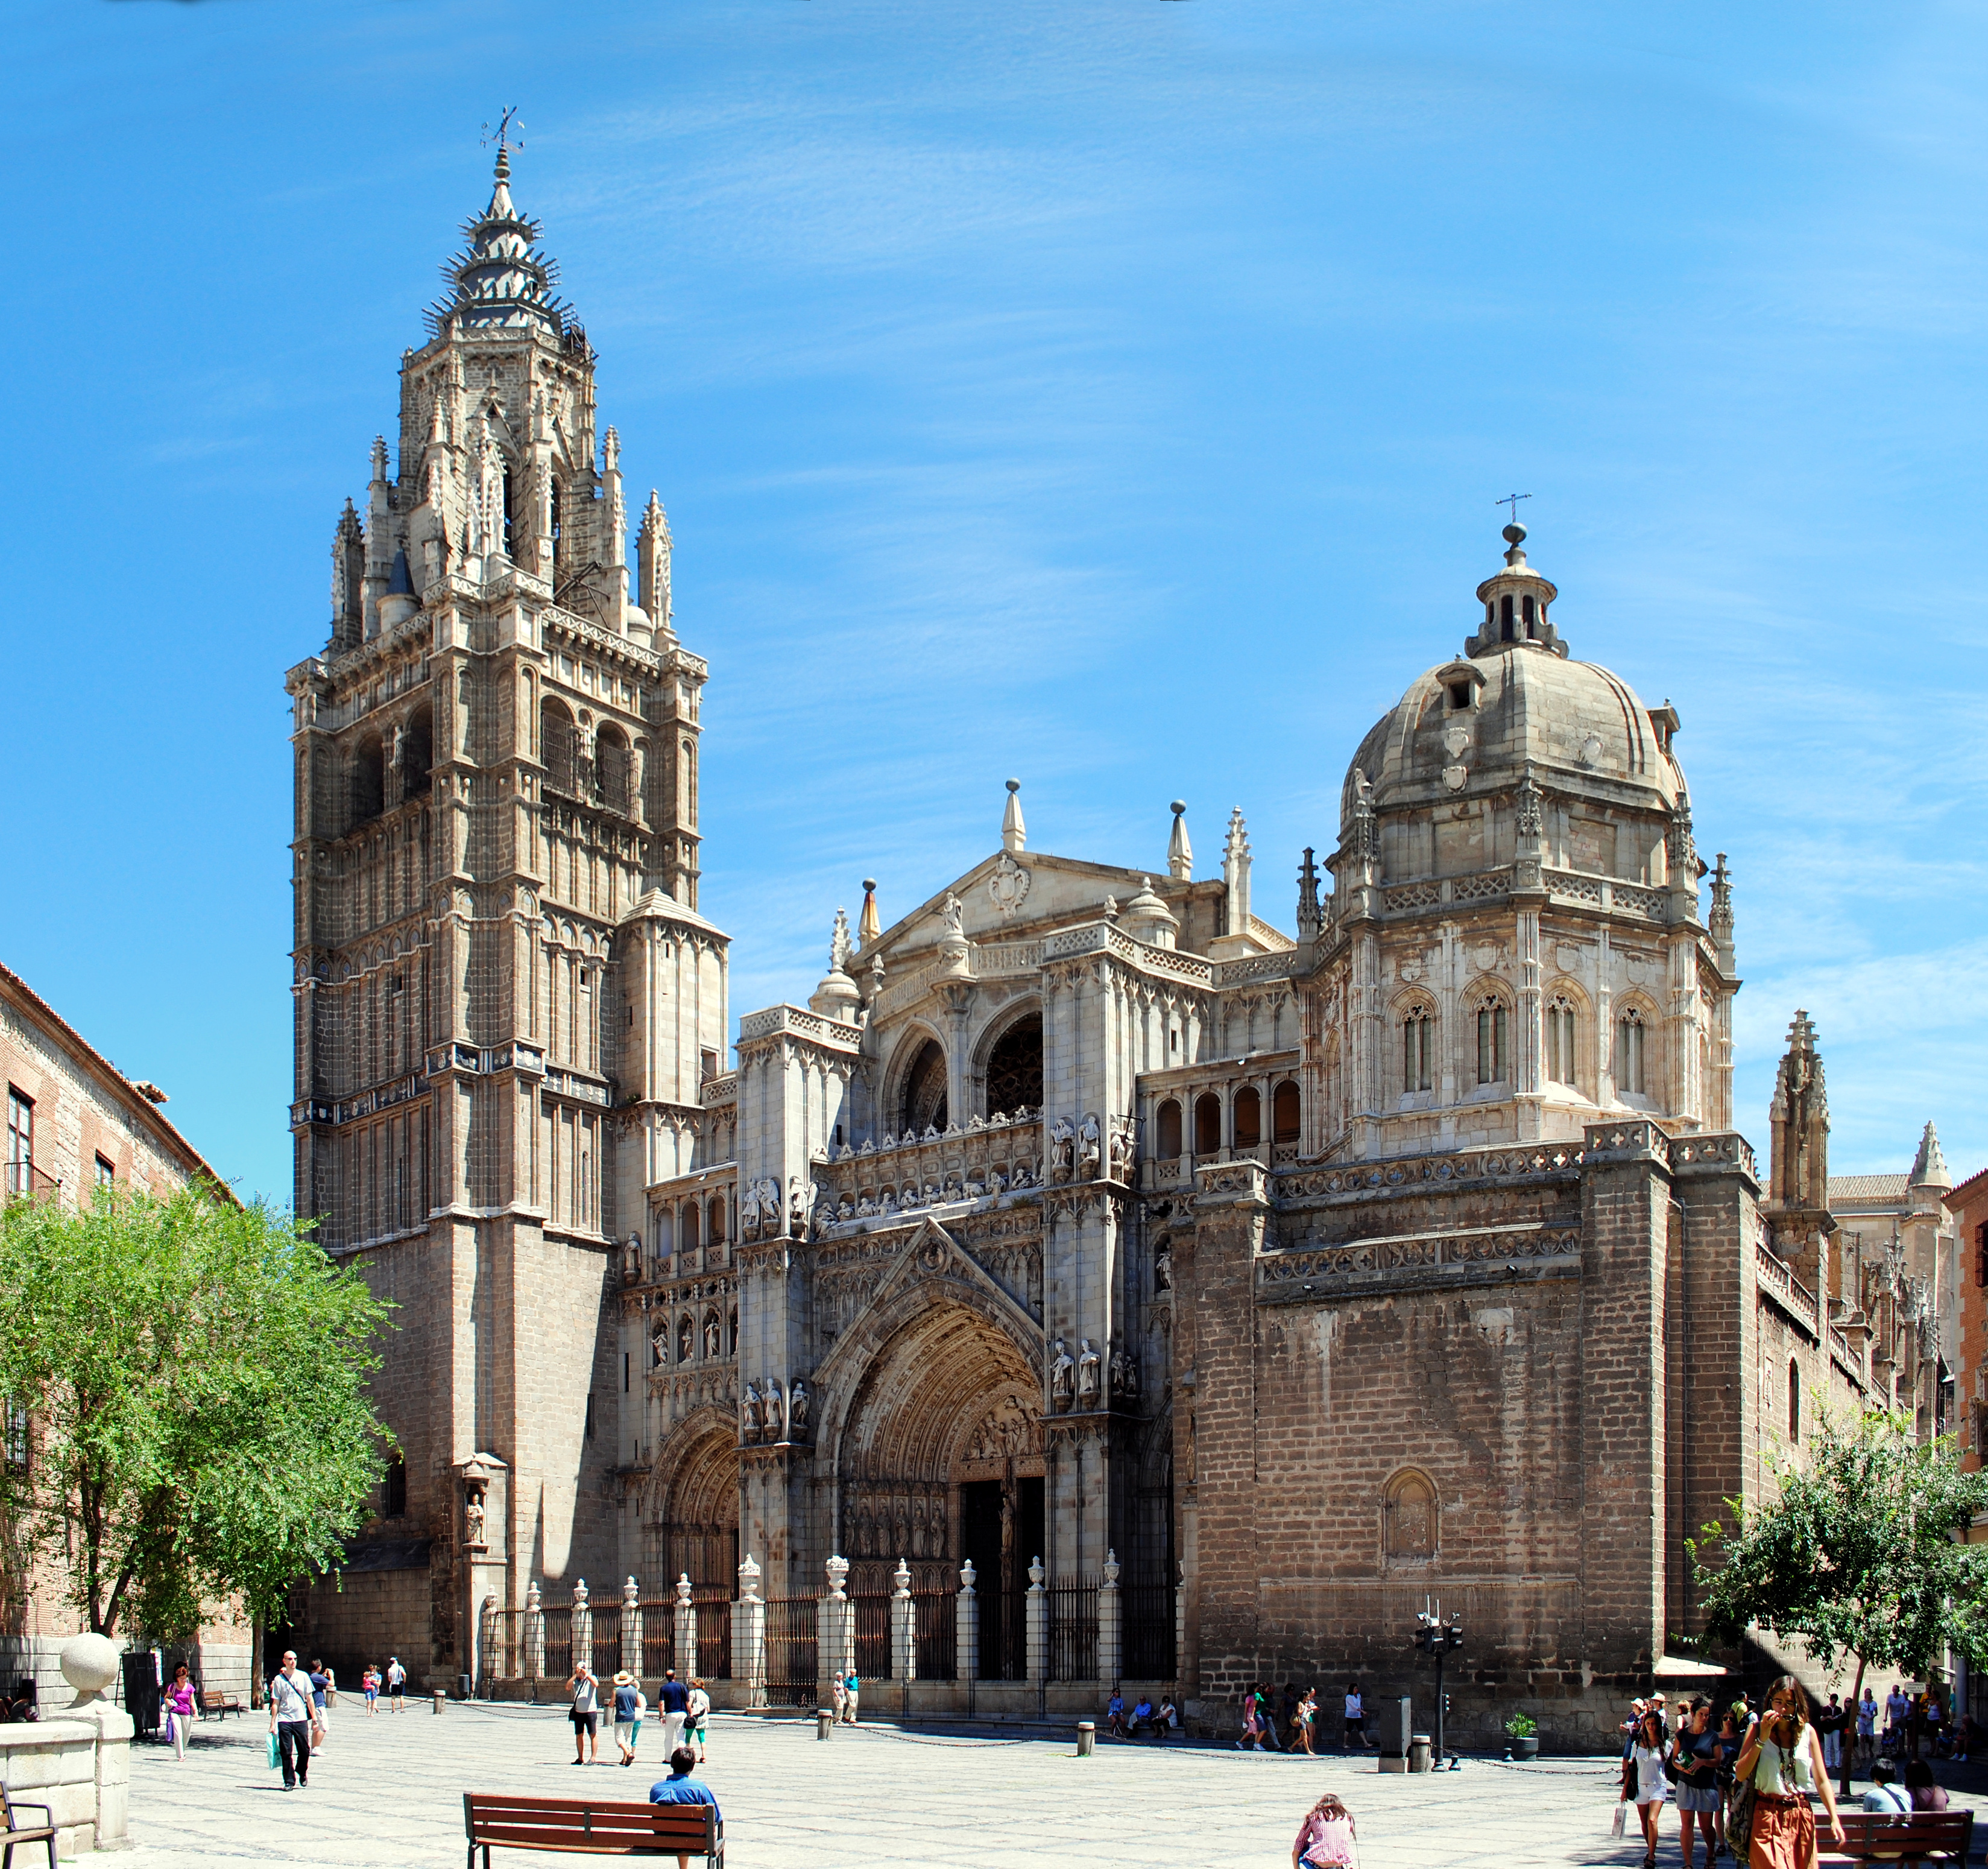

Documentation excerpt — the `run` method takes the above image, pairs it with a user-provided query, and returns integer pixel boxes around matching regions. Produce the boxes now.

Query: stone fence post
[733,1554,768,1707]
[622,1576,642,1680]
[1025,1557,1047,1687]
[524,1578,546,1683]
[816,1555,854,1706]
[570,1578,592,1678]
[673,1574,697,1680]
[889,1558,915,1684]
[1097,1549,1122,1687]
[955,1560,979,1683]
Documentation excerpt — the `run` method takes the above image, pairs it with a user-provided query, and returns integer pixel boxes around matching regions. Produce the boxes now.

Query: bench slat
[463,1792,718,1858]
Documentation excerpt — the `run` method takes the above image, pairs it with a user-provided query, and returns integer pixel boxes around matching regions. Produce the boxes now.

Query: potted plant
[1504,1712,1539,1759]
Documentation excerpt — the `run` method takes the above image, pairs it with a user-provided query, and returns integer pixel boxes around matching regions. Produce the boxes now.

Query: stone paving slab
[116,1703,1982,1868]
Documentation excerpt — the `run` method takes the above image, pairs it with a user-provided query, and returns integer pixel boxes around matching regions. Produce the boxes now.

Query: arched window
[1402,1007,1433,1093]
[707,1197,727,1247]
[1617,1007,1647,1096]
[728,1308,739,1357]
[985,1013,1043,1116]
[1522,592,1536,636]
[1475,998,1509,1085]
[541,700,578,797]
[501,458,517,560]
[1788,1360,1800,1443]
[1233,1086,1262,1151]
[1193,1093,1222,1156]
[1383,1468,1437,1562]
[1500,593,1515,641]
[1272,1081,1301,1145]
[682,1203,700,1257]
[1545,997,1577,1086]
[351,735,385,827]
[597,725,632,817]
[1156,1099,1182,1160]
[901,1037,948,1134]
[402,707,433,799]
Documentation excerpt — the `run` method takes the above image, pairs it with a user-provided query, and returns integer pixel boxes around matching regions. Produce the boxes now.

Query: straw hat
[613,1671,634,1686]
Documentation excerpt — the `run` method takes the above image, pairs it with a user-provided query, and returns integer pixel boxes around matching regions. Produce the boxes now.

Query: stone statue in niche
[1049,1119,1074,1183]
[651,1325,667,1368]
[1076,1338,1102,1409]
[789,1379,810,1434]
[1154,1248,1172,1294]
[1049,1338,1075,1412]
[740,1382,762,1443]
[464,1496,486,1546]
[939,891,965,940]
[1077,1113,1102,1181]
[789,1177,807,1235]
[704,1314,722,1359]
[763,1380,785,1440]
[1108,1121,1132,1181]
[1109,1347,1139,1401]
[622,1233,643,1284]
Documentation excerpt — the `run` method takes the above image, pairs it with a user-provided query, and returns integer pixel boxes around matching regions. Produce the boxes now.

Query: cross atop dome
[1466,514,1567,659]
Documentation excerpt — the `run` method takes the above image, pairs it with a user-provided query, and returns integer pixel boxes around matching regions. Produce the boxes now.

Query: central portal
[959,1475,1044,1681]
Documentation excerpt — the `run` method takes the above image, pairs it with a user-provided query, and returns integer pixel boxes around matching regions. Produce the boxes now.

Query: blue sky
[5,1,1983,1203]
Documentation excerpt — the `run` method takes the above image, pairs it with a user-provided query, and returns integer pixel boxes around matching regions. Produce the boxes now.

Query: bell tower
[283,145,728,1687]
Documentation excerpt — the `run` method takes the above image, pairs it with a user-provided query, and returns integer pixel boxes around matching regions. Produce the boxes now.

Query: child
[1292,1793,1360,1869]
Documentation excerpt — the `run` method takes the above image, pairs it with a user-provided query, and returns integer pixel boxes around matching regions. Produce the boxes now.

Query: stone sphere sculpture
[60,1631,120,1703]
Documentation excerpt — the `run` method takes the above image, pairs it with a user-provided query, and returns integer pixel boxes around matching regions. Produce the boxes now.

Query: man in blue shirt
[649,1747,721,1869]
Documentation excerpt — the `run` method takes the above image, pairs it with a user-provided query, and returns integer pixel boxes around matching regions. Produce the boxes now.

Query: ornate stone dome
[1340,525,1686,830]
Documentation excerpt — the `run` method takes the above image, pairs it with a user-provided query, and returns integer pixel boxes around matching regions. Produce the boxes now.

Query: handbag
[1611,1801,1627,1839]
[266,1731,281,1769]
[1725,1779,1756,1858]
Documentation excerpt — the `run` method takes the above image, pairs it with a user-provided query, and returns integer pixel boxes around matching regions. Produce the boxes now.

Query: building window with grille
[1788,1360,1801,1443]
[1402,1009,1432,1094]
[4,1397,27,1473]
[5,1089,32,1196]
[1545,998,1577,1086]
[383,1452,407,1519]
[94,1154,115,1190]
[1617,1008,1647,1096]
[1475,999,1509,1085]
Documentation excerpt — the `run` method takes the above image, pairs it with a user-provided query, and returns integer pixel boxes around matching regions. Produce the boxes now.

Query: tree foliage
[1693,1404,1988,1689]
[0,1183,394,1639]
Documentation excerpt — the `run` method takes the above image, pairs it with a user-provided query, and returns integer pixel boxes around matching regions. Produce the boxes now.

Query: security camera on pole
[1412,1598,1465,1769]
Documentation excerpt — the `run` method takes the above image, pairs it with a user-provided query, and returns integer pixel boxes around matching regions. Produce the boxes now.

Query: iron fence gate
[541,1606,573,1685]
[1048,1576,1099,1683]
[695,1590,731,1681]
[1121,1581,1176,1683]
[913,1589,956,1680]
[851,1593,891,1683]
[763,1595,818,1707]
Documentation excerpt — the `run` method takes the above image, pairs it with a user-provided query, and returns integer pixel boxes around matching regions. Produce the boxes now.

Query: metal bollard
[1076,1721,1096,1757]
[816,1707,835,1740]
[432,1689,446,1715]
[1408,1733,1431,1772]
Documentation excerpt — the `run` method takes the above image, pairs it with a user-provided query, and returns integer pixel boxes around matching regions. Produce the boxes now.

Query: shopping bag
[266,1731,281,1769]
[1610,1800,1627,1839]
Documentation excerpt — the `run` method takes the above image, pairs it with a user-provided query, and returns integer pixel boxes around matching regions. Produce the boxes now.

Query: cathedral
[283,151,1942,1743]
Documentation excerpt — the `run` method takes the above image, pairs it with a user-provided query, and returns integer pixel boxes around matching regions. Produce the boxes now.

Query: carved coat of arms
[988,853,1031,917]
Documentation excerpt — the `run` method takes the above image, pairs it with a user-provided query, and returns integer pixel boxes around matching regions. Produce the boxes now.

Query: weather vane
[1497,492,1532,527]
[481,107,525,156]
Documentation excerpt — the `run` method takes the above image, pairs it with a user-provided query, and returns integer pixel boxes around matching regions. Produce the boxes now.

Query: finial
[1002,780,1026,855]
[1167,802,1192,881]
[482,106,524,172]
[858,879,882,949]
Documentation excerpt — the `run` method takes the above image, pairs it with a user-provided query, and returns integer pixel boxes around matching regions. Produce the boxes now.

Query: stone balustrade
[812,1117,1044,1233]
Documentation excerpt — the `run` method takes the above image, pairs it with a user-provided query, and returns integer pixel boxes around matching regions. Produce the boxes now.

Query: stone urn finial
[825,1553,850,1599]
[1103,1548,1122,1587]
[959,1558,977,1594]
[572,1577,590,1611]
[623,1575,639,1611]
[526,1578,543,1614]
[60,1633,119,1709]
[893,1558,912,1597]
[738,1552,763,1602]
[676,1572,693,1607]
[1027,1556,1046,1590]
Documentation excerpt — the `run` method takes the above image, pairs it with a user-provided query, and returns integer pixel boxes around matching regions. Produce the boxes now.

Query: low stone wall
[480,1675,1170,1722]
[0,1713,128,1858]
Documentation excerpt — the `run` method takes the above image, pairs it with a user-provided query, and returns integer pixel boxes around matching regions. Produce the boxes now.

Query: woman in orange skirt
[1732,1676,1847,1869]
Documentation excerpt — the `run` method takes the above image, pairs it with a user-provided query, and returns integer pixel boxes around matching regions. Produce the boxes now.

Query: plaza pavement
[118,1703,1984,1869]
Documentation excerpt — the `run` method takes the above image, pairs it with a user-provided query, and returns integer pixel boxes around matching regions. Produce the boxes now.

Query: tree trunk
[1841,1654,1866,1800]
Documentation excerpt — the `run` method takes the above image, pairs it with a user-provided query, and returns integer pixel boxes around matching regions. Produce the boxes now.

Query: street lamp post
[1414,1601,1465,1768]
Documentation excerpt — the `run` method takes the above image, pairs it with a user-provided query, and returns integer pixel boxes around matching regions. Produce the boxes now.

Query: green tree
[0,1183,394,1643]
[1693,1403,1988,1792]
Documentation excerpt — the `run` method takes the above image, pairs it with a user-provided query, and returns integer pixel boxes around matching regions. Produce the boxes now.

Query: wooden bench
[0,1782,59,1869]
[1819,1807,1973,1866]
[198,1689,244,1720]
[463,1793,722,1867]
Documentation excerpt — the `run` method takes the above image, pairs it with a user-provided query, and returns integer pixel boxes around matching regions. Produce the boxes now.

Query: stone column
[621,1576,643,1680]
[673,1573,698,1680]
[1097,1548,1122,1688]
[816,1555,854,1706]
[524,1579,546,1683]
[58,1636,132,1853]
[1025,1557,1048,1687]
[733,1555,769,1707]
[570,1578,593,1679]
[955,1560,979,1684]
[890,1558,916,1684]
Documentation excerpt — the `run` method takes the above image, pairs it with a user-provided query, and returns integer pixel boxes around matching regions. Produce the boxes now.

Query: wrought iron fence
[541,1605,573,1684]
[763,1595,818,1707]
[696,1591,731,1681]
[851,1593,891,1683]
[1120,1581,1176,1683]
[984,1586,1028,1680]
[639,1599,674,1679]
[584,1606,622,1679]
[913,1589,956,1680]
[1048,1576,1099,1683]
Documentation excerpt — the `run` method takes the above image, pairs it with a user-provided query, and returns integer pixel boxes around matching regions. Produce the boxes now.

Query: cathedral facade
[286,156,1938,1742]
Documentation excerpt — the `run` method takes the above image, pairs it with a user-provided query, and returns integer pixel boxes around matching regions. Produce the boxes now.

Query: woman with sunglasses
[1732,1675,1846,1869]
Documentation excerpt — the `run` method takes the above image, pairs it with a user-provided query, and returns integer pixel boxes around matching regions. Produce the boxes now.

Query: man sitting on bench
[650,1745,721,1869]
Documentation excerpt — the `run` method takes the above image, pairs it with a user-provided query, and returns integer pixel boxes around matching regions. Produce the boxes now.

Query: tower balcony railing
[812,1116,1044,1232]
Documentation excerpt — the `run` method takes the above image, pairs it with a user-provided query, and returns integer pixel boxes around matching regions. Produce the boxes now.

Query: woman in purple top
[164,1665,197,1761]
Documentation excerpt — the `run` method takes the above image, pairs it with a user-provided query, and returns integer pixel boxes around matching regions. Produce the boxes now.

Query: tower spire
[430,143,569,339]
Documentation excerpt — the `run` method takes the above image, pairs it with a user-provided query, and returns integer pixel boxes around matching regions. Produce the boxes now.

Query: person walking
[686,1678,710,1763]
[1238,1695,1263,1750]
[568,1660,601,1765]
[1295,1687,1318,1756]
[1627,1709,1670,1869]
[1734,1674,1847,1869]
[831,1672,848,1722]
[163,1664,197,1762]
[843,1669,860,1724]
[306,1659,330,1751]
[1884,1683,1910,1758]
[1342,1681,1366,1752]
[658,1667,690,1759]
[611,1671,642,1766]
[1855,1687,1878,1768]
[267,1651,319,1791]
[385,1656,407,1711]
[1815,1693,1844,1776]
[649,1744,722,1869]
[1290,1791,1360,1869]
[360,1665,379,1715]
[1257,1685,1283,1752]
[1670,1698,1721,1869]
